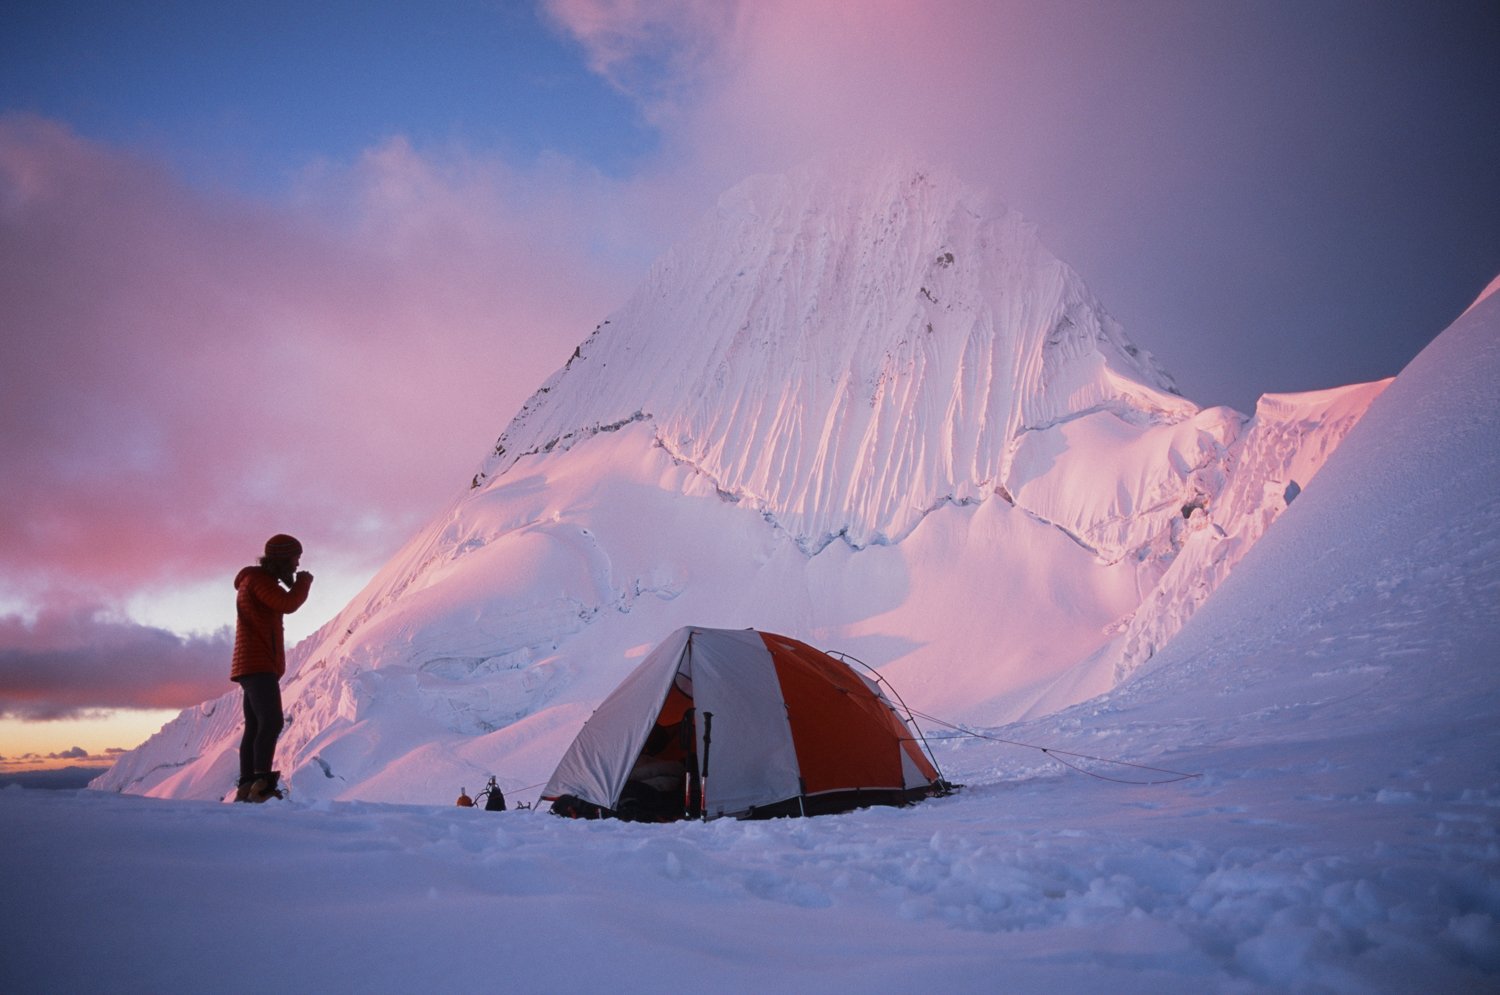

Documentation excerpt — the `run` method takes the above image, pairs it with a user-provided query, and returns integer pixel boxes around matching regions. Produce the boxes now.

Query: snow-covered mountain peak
[94,164,1401,809]
[475,157,1191,550]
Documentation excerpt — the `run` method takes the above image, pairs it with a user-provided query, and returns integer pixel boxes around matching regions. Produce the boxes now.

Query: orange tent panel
[762,633,930,795]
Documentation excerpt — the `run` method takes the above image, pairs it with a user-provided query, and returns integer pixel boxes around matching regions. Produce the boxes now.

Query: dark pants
[235,673,284,783]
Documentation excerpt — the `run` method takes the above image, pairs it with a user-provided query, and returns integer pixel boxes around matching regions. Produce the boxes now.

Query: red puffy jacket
[231,566,312,680]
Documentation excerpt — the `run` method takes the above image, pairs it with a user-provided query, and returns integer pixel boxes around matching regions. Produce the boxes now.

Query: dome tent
[543,626,947,821]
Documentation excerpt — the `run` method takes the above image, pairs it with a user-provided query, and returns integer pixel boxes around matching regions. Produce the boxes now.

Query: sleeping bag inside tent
[542,626,946,821]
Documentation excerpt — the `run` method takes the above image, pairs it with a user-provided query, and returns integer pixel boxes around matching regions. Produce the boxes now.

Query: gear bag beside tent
[542,626,946,821]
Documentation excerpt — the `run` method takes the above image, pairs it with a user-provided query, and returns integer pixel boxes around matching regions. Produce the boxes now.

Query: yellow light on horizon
[0,709,180,771]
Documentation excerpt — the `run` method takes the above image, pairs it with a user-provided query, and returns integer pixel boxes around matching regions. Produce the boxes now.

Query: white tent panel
[541,628,691,808]
[899,738,928,790]
[685,628,802,818]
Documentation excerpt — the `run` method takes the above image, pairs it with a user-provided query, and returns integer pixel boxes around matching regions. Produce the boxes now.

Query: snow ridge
[1106,379,1393,679]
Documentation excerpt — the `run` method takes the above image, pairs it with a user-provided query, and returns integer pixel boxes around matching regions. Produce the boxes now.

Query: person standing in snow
[230,534,313,803]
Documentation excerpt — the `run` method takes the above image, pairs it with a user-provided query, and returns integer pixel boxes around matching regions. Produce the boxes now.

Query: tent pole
[833,649,950,789]
[700,711,714,821]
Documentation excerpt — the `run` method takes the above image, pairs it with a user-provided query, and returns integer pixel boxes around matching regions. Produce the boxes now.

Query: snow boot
[246,771,282,803]
[231,778,253,803]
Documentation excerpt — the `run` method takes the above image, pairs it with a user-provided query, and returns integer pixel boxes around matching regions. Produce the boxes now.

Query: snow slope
[8,282,1497,993]
[96,160,1385,805]
[1025,377,1393,714]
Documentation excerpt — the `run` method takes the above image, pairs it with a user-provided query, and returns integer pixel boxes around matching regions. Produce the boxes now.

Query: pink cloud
[542,1,1004,166]
[542,0,734,123]
[0,601,232,719]
[538,1,1144,239]
[0,116,642,604]
[0,115,663,715]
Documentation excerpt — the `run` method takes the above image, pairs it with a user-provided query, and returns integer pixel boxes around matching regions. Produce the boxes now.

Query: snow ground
[4,718,1496,993]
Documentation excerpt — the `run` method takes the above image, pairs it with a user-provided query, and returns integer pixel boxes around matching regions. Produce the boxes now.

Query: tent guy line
[908,709,1203,786]
[832,648,1200,786]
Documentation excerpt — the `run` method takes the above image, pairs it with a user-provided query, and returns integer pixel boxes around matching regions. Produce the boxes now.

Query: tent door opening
[617,670,699,822]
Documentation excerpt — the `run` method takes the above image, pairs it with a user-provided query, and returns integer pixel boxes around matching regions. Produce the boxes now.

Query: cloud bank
[0,601,232,719]
[1,115,651,712]
[1,116,643,597]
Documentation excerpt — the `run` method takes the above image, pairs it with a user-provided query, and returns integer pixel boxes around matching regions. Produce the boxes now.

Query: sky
[2,0,1497,764]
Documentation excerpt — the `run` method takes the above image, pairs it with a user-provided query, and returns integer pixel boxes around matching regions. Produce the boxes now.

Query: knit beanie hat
[264,534,303,560]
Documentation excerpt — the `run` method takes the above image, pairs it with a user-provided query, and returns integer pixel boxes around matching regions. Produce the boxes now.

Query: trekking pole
[700,711,714,822]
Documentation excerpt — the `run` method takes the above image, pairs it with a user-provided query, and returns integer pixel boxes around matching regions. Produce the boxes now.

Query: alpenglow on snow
[95,160,1384,804]
[475,159,1196,553]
